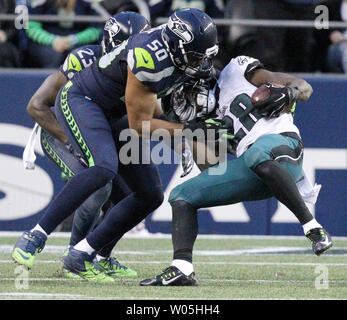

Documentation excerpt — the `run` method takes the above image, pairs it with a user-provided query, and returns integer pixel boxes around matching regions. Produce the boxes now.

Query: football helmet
[162,8,219,78]
[102,11,150,53]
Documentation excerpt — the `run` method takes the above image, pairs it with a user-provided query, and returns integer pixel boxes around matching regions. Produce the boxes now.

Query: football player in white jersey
[140,55,333,286]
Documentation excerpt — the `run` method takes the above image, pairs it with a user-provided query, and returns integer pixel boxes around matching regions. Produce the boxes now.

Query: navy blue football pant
[38,81,163,253]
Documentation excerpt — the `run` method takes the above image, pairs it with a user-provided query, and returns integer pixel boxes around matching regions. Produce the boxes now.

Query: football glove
[254,83,300,118]
[65,143,88,167]
[180,147,194,178]
[183,118,221,141]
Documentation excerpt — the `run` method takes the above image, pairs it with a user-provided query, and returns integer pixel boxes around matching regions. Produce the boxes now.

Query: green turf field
[0,233,346,300]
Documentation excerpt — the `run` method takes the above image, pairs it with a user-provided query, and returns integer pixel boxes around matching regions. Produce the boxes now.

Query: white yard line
[0,292,82,298]
[1,244,346,255]
[1,277,346,284]
[0,231,346,240]
[1,259,346,267]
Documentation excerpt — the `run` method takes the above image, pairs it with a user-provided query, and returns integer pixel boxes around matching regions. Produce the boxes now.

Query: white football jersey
[216,56,300,157]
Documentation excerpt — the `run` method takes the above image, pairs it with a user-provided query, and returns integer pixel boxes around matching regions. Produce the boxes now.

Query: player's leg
[140,155,272,286]
[249,133,332,255]
[64,117,163,281]
[39,128,113,248]
[13,83,117,279]
[91,177,138,278]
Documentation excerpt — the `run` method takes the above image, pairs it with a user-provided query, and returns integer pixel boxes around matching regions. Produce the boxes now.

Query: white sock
[96,254,107,261]
[303,219,322,235]
[30,224,48,237]
[73,239,95,255]
[171,259,194,276]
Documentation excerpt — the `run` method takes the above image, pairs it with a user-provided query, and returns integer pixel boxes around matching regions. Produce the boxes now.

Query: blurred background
[0,0,346,236]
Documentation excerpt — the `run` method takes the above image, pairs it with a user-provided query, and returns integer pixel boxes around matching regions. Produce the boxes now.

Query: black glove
[183,118,221,141]
[254,83,300,118]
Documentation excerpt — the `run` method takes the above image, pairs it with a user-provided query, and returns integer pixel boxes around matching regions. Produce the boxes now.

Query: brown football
[251,84,270,105]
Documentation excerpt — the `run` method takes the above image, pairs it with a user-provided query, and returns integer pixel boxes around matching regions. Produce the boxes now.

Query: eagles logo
[104,18,121,37]
[168,15,194,44]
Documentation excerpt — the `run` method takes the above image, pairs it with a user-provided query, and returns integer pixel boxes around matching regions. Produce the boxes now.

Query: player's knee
[169,184,193,206]
[244,146,269,171]
[253,160,274,178]
[85,181,112,211]
[92,166,116,185]
[135,187,164,212]
[152,189,164,210]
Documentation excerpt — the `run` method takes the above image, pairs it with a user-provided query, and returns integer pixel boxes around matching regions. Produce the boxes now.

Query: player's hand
[180,147,194,178]
[183,118,221,141]
[65,143,88,167]
[254,83,300,118]
[53,37,71,53]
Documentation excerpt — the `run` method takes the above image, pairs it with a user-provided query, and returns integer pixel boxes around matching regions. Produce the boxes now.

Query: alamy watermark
[314,265,329,290]
[14,5,29,30]
[14,265,29,290]
[314,5,329,30]
[117,122,228,176]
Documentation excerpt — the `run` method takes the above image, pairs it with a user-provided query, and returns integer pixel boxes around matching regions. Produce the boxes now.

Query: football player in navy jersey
[15,12,151,281]
[13,8,219,282]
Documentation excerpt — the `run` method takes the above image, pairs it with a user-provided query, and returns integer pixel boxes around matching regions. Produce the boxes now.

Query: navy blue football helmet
[102,11,150,53]
[162,8,219,78]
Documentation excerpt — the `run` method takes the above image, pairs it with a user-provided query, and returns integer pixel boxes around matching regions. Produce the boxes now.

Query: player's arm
[250,69,313,102]
[125,66,185,136]
[26,71,68,144]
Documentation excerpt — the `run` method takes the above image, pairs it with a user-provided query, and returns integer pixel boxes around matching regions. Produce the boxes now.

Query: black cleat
[306,228,333,256]
[139,266,198,286]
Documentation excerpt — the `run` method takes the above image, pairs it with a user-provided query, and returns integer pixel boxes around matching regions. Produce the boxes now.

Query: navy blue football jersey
[71,26,188,118]
[59,45,103,80]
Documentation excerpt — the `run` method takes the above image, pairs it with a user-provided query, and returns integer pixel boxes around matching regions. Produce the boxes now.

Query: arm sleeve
[68,27,102,47]
[26,21,56,46]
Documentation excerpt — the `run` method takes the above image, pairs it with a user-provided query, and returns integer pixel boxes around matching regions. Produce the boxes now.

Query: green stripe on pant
[60,81,95,167]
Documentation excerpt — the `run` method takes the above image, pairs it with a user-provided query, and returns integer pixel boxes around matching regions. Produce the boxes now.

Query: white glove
[181,147,194,178]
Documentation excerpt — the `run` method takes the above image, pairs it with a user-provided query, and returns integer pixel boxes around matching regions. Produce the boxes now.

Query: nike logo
[320,237,332,246]
[141,53,149,64]
[16,250,31,260]
[162,274,183,285]
[274,93,286,103]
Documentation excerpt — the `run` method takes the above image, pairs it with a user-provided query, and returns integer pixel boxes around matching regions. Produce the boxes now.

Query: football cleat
[306,228,333,256]
[94,256,137,278]
[12,230,47,269]
[61,246,81,279]
[62,248,114,283]
[139,266,198,286]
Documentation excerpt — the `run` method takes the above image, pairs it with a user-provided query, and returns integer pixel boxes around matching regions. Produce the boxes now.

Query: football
[251,84,270,105]
[251,83,294,113]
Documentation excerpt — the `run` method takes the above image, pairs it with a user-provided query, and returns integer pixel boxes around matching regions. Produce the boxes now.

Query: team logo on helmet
[104,18,121,37]
[167,15,194,44]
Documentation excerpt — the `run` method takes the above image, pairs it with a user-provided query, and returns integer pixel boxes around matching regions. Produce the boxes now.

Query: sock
[74,239,95,255]
[171,200,198,263]
[172,259,194,276]
[254,160,313,225]
[38,166,114,235]
[302,218,322,235]
[30,224,48,237]
[96,254,107,261]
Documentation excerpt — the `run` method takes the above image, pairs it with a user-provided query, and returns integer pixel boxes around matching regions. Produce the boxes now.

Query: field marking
[0,292,82,298]
[1,231,347,240]
[1,244,346,256]
[1,259,347,267]
[1,277,346,284]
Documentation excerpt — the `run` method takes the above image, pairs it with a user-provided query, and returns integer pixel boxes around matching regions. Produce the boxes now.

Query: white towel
[297,170,322,204]
[23,123,41,170]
